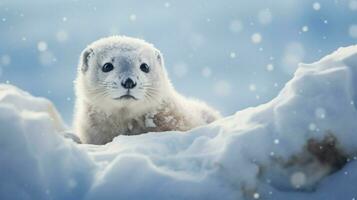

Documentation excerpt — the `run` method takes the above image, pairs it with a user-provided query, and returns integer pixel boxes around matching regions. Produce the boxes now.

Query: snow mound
[1,45,357,200]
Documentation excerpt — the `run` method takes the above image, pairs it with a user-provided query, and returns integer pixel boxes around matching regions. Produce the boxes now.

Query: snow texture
[1,45,357,200]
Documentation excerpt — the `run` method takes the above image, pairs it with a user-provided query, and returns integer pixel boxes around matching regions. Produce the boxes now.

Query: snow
[55,30,69,42]
[173,63,188,78]
[201,67,212,78]
[251,33,262,44]
[0,54,11,66]
[229,20,244,33]
[129,14,137,22]
[350,0,357,10]
[213,80,232,97]
[282,42,305,74]
[266,63,274,71]
[257,9,272,25]
[1,45,357,199]
[39,51,56,66]
[312,2,321,11]
[302,26,309,32]
[37,41,48,52]
[349,25,357,39]
[2,1,354,123]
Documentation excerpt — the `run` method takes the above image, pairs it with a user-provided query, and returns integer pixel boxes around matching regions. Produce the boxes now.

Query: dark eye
[102,63,114,72]
[140,63,150,73]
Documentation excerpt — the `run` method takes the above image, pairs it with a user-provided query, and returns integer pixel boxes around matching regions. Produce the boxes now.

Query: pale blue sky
[0,0,356,124]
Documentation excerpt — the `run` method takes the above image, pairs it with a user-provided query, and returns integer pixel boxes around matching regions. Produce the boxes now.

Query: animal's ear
[80,47,94,73]
[155,50,164,66]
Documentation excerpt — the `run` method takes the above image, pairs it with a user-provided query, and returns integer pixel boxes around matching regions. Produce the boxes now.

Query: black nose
[121,78,136,89]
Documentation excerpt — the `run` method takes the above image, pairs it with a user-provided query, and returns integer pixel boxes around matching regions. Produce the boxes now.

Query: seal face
[74,36,221,144]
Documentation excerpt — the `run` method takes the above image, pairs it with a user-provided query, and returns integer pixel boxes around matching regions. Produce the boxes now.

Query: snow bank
[1,45,357,200]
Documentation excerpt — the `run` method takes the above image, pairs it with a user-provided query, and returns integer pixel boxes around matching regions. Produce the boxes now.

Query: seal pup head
[76,36,172,111]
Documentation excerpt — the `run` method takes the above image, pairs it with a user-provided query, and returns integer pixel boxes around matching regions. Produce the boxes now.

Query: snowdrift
[1,45,357,200]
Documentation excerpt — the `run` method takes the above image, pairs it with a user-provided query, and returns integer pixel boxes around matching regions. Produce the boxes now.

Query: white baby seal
[74,36,221,144]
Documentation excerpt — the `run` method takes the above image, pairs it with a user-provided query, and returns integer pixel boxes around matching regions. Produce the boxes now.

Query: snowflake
[251,33,262,44]
[302,26,309,32]
[257,8,272,25]
[37,41,48,52]
[349,24,357,38]
[229,52,236,58]
[290,172,306,188]
[229,20,243,33]
[201,67,212,78]
[253,192,260,199]
[249,84,256,92]
[312,2,321,10]
[266,64,274,71]
[213,80,232,97]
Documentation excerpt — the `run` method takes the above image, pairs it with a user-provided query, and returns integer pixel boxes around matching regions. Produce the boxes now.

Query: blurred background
[0,0,356,125]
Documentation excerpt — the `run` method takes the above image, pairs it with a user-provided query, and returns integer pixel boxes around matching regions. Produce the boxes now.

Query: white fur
[74,36,221,144]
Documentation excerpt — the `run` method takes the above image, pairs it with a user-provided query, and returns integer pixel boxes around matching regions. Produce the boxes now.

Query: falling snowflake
[251,33,262,44]
[266,64,274,71]
[56,30,68,42]
[68,178,77,189]
[349,24,357,38]
[315,107,326,119]
[249,84,256,92]
[213,80,232,97]
[257,9,272,25]
[290,172,306,188]
[129,14,137,21]
[1,54,11,66]
[189,33,204,48]
[229,20,243,33]
[173,63,188,78]
[281,42,305,74]
[230,52,236,58]
[302,26,309,32]
[309,123,317,131]
[37,41,48,52]
[349,0,357,11]
[201,67,212,78]
[39,51,56,66]
[312,2,321,10]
